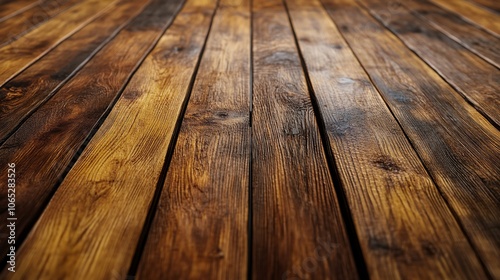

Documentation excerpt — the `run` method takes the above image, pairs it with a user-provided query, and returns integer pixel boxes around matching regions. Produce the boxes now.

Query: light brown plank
[359,0,500,127]
[0,0,39,22]
[0,0,116,85]
[0,0,217,279]
[469,0,500,13]
[430,0,500,36]
[0,0,80,46]
[404,0,500,68]
[322,0,500,278]
[137,1,250,278]
[251,0,357,279]
[288,0,489,279]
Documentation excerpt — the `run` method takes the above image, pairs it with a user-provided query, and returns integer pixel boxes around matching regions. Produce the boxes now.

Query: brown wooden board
[0,0,152,143]
[0,0,39,22]
[404,0,500,68]
[251,0,357,279]
[137,0,251,278]
[430,0,500,36]
[0,0,217,279]
[288,0,489,279]
[359,0,500,127]
[0,0,116,85]
[0,0,81,46]
[469,0,500,12]
[322,0,500,278]
[0,0,185,273]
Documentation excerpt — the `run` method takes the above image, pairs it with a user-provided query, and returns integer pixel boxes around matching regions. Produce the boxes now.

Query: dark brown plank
[137,0,250,278]
[0,0,217,279]
[404,0,500,68]
[287,0,489,279]
[0,0,80,46]
[0,0,39,22]
[0,0,116,85]
[251,0,357,279]
[359,0,500,127]
[469,0,500,13]
[0,0,185,273]
[430,0,500,36]
[322,0,500,278]
[0,0,152,143]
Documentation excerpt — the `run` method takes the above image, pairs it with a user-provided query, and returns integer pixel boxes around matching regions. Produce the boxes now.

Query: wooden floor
[0,0,499,279]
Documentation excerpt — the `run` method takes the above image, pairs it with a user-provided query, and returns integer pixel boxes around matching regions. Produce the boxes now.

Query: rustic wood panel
[0,0,218,279]
[288,0,488,279]
[0,0,152,143]
[404,0,500,68]
[251,0,357,279]
[322,0,499,278]
[469,0,500,13]
[137,1,251,279]
[0,0,116,85]
[0,0,81,46]
[0,0,185,273]
[430,0,500,36]
[359,0,500,127]
[0,0,39,21]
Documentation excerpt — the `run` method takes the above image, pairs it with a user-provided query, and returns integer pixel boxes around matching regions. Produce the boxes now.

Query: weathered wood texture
[0,0,152,143]
[0,0,39,21]
[0,0,116,85]
[470,0,500,12]
[322,0,500,278]
[0,0,184,271]
[288,0,488,279]
[251,0,357,279]
[0,0,80,46]
[404,0,500,68]
[137,1,250,279]
[359,0,500,127]
[430,0,500,36]
[1,0,217,279]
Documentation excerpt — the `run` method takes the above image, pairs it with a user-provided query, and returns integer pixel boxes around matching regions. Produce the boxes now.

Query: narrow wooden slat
[469,0,500,13]
[0,0,116,85]
[137,1,250,278]
[404,0,500,68]
[322,0,500,277]
[0,0,185,273]
[359,0,500,127]
[1,0,216,279]
[430,0,500,36]
[287,0,489,279]
[0,0,39,21]
[0,0,152,143]
[0,0,81,46]
[251,1,357,279]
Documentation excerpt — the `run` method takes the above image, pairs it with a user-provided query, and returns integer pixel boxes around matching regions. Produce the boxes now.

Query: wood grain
[0,0,184,272]
[0,0,39,22]
[0,0,80,46]
[359,0,500,127]
[469,0,500,13]
[0,0,116,85]
[322,0,500,277]
[404,0,500,68]
[287,0,489,279]
[1,0,218,279]
[251,0,357,279]
[429,0,500,36]
[137,1,251,279]
[0,0,152,143]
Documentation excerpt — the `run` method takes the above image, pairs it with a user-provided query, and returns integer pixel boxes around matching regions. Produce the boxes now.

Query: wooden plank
[0,0,217,279]
[136,1,250,278]
[250,0,357,279]
[404,0,500,69]
[359,0,500,127]
[321,0,500,278]
[0,0,152,143]
[0,0,185,272]
[0,0,116,85]
[429,0,500,36]
[0,0,81,46]
[469,0,500,13]
[0,0,39,22]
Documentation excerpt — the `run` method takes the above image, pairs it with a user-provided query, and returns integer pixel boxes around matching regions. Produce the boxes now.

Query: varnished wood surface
[0,0,498,279]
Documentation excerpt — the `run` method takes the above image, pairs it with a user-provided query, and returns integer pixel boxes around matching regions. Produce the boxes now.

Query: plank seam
[283,1,369,278]
[0,0,41,23]
[248,0,254,279]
